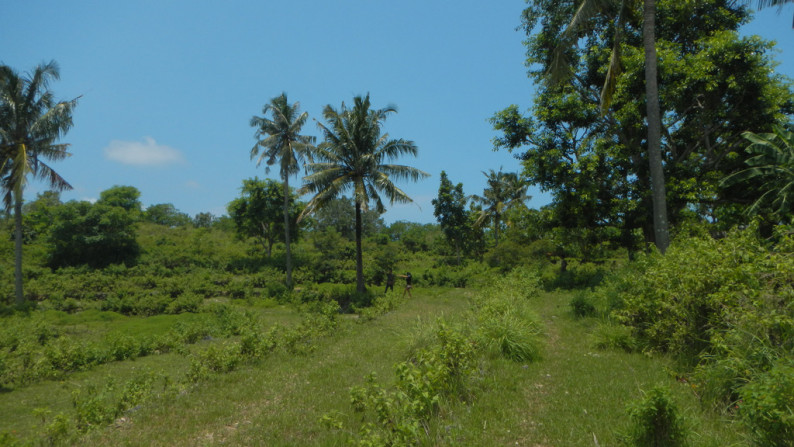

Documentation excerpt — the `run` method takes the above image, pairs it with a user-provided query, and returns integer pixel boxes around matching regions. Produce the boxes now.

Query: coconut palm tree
[721,125,794,219]
[752,0,794,26]
[250,93,315,288]
[0,61,77,306]
[300,94,429,293]
[471,169,530,247]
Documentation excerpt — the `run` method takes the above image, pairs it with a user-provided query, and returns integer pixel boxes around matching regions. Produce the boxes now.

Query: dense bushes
[595,223,794,445]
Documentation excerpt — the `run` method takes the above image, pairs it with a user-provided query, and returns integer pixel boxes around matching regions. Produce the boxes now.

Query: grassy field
[2,285,750,446]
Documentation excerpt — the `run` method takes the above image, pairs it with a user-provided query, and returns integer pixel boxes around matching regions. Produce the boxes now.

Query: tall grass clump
[472,266,543,362]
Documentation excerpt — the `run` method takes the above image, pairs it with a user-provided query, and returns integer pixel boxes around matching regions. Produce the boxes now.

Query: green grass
[2,287,750,446]
[81,287,472,446]
[444,291,749,446]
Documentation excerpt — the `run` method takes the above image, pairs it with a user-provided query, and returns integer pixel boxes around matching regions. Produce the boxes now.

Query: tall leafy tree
[300,94,429,293]
[432,171,469,263]
[250,93,315,287]
[144,203,191,227]
[48,186,141,269]
[547,0,669,252]
[471,169,530,247]
[228,177,301,258]
[0,61,78,305]
[308,196,384,240]
[492,0,792,252]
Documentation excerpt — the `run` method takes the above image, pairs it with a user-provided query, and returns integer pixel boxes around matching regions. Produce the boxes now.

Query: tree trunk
[643,0,670,254]
[354,200,366,294]
[14,193,24,307]
[493,216,500,247]
[283,175,292,288]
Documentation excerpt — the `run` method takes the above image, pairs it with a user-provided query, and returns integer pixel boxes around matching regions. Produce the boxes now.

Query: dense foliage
[589,224,794,445]
[492,0,794,254]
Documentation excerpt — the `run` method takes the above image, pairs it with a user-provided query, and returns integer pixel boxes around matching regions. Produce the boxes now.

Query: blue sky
[2,1,792,224]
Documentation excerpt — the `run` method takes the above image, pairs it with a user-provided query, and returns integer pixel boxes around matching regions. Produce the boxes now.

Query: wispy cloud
[104,137,185,166]
[185,180,201,189]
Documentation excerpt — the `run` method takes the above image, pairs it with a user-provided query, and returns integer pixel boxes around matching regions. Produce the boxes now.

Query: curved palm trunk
[14,193,24,306]
[354,200,366,294]
[643,0,670,254]
[283,174,293,288]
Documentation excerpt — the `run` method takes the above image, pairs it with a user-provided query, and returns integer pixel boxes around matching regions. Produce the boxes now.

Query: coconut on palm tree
[300,94,429,294]
[0,61,77,306]
[250,93,315,288]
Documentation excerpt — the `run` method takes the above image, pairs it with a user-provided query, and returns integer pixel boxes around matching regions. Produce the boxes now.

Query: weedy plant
[623,385,690,447]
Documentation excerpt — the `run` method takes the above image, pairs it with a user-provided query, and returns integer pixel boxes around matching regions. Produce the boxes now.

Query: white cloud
[185,180,200,189]
[104,137,185,166]
[81,197,97,204]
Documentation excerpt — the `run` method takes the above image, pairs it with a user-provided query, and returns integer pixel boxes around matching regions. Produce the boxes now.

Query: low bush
[739,360,794,447]
[623,386,689,447]
[538,259,608,291]
[569,292,596,318]
[342,323,476,446]
[591,321,637,353]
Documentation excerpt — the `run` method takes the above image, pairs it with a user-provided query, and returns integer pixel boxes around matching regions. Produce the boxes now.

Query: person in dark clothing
[385,270,395,293]
[398,272,413,298]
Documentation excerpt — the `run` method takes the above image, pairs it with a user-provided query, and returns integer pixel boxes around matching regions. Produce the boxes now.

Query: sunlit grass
[2,287,749,446]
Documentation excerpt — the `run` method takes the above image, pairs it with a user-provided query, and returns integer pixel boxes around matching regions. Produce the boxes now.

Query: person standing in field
[385,270,395,293]
[398,272,413,298]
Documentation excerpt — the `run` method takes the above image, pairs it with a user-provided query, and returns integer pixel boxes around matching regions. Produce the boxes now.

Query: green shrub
[187,342,243,381]
[624,386,689,447]
[165,292,203,314]
[603,223,794,413]
[71,373,157,433]
[295,283,357,309]
[591,321,637,352]
[570,292,596,318]
[264,281,288,300]
[739,360,794,447]
[344,323,476,446]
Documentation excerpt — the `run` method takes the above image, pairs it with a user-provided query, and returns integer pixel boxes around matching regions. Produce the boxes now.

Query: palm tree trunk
[14,193,24,306]
[354,200,366,294]
[283,175,293,288]
[643,0,670,254]
[494,216,500,247]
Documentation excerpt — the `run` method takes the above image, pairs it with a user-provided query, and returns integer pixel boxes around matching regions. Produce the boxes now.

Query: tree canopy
[492,0,794,254]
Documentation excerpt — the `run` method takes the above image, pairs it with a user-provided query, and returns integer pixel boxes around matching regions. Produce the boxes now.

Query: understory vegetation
[580,223,794,446]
